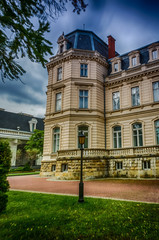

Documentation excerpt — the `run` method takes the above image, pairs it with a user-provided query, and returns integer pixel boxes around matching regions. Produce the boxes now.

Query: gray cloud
[1,0,159,117]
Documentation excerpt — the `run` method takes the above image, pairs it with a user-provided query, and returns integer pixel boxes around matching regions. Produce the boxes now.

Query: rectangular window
[132,57,137,66]
[133,123,143,147]
[78,126,88,148]
[113,126,122,148]
[61,164,68,172]
[153,81,159,102]
[80,64,88,77]
[114,63,118,72]
[57,67,62,81]
[155,120,159,145]
[55,93,61,111]
[116,162,123,170]
[79,90,88,109]
[51,165,56,172]
[142,161,150,170]
[152,50,157,60]
[112,92,120,110]
[131,87,140,106]
[53,128,60,152]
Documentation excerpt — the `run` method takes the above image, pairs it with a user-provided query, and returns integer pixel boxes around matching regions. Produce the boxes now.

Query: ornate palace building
[41,29,159,179]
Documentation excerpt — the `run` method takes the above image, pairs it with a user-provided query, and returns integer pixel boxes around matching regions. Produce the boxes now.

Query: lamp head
[78,131,85,145]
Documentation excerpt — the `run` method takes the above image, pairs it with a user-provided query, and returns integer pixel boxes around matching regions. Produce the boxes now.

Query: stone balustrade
[57,145,159,159]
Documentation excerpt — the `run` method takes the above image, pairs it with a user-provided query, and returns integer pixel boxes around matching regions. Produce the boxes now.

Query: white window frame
[114,63,118,72]
[113,126,122,149]
[51,165,56,172]
[152,50,157,60]
[112,91,120,110]
[132,123,143,147]
[132,57,137,66]
[78,125,89,149]
[131,86,140,106]
[116,162,123,170]
[53,127,60,152]
[79,90,88,109]
[153,81,159,102]
[155,120,159,145]
[80,64,88,77]
[61,164,68,172]
[55,92,61,112]
[57,67,62,81]
[142,161,150,170]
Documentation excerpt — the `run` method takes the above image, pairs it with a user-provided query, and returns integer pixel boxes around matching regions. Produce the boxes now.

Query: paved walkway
[8,175,159,203]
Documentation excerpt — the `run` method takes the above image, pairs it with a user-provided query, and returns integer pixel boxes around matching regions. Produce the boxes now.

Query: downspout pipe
[103,75,106,149]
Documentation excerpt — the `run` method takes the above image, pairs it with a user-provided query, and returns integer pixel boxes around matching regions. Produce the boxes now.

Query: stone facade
[41,29,159,179]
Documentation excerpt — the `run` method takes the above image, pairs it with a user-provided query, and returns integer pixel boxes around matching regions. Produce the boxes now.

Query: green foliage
[9,163,33,172]
[23,162,33,171]
[25,130,44,155]
[0,140,11,213]
[0,191,159,239]
[0,0,87,82]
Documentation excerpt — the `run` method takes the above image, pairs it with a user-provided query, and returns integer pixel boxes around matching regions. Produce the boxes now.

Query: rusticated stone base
[40,155,159,180]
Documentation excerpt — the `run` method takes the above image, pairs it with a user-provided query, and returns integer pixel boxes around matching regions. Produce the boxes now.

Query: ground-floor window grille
[142,161,150,170]
[61,164,68,172]
[116,161,123,170]
[51,165,56,172]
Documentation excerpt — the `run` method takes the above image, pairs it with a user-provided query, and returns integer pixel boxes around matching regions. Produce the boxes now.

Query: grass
[8,172,40,176]
[0,191,159,240]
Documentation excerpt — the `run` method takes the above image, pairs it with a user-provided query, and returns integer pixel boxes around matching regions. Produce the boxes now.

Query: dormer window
[111,57,121,74]
[29,118,37,132]
[128,51,140,68]
[152,50,157,60]
[148,43,159,62]
[132,57,137,66]
[57,32,68,54]
[114,63,118,72]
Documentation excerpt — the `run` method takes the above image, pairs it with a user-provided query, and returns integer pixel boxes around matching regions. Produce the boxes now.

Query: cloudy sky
[1,0,159,118]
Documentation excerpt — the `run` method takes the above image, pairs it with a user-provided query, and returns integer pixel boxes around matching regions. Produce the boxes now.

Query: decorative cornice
[74,82,94,86]
[47,49,108,69]
[106,65,159,87]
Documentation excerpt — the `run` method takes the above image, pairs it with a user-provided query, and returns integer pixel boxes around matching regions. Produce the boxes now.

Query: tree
[0,0,87,82]
[0,140,11,213]
[25,130,44,167]
[25,129,44,155]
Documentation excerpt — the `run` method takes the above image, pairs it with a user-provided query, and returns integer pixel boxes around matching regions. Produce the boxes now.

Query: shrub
[0,140,11,213]
[23,162,33,171]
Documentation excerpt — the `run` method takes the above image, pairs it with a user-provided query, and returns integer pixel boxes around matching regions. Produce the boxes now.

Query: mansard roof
[64,29,109,58]
[0,109,44,132]
[108,40,159,74]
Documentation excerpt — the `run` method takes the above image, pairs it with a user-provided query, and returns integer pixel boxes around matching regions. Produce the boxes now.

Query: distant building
[0,109,44,167]
[41,29,159,179]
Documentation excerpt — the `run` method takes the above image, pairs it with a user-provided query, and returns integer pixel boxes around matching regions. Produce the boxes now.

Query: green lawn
[8,171,40,176]
[0,191,159,240]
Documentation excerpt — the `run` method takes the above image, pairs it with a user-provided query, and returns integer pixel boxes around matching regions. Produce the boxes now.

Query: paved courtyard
[8,175,159,203]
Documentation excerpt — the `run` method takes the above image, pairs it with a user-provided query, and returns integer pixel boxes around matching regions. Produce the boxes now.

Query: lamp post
[78,131,85,203]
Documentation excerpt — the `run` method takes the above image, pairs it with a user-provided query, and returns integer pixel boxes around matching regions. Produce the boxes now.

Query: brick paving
[8,175,159,203]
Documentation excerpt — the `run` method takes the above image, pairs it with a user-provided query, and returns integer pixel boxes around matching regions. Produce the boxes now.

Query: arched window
[53,127,60,152]
[155,120,159,145]
[113,126,121,148]
[132,123,143,147]
[78,125,88,148]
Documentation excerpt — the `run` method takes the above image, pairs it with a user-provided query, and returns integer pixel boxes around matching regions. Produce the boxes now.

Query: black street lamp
[78,131,85,203]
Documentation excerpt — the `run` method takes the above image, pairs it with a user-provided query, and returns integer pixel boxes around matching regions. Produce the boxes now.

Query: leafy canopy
[25,129,44,155]
[0,0,87,82]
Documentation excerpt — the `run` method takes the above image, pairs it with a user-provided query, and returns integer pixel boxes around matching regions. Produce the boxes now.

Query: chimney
[107,35,116,59]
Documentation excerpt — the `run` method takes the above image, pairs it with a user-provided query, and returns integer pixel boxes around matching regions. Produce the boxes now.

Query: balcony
[57,145,159,159]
